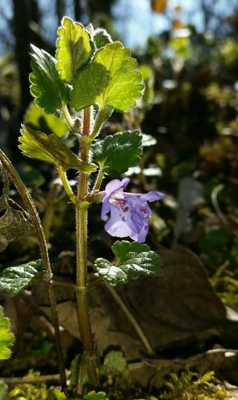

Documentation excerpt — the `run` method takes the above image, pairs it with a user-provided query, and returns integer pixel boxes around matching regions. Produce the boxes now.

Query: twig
[0,374,61,386]
[211,184,227,226]
[103,281,154,356]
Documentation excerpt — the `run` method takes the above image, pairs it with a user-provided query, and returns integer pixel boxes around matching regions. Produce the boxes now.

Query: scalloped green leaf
[19,125,96,172]
[92,131,143,175]
[94,241,160,285]
[30,45,70,114]
[94,42,144,111]
[93,28,112,48]
[94,258,128,285]
[0,306,14,360]
[24,102,68,137]
[56,16,94,82]
[0,259,43,296]
[70,62,109,111]
[112,240,150,263]
[71,41,144,112]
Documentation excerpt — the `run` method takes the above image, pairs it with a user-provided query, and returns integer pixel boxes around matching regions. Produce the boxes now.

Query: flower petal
[131,222,149,243]
[104,178,129,197]
[101,199,111,221]
[140,191,165,202]
[104,205,134,238]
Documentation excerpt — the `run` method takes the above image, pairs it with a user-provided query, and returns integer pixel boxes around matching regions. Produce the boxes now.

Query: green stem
[92,163,105,192]
[75,107,98,389]
[91,107,112,140]
[0,150,66,389]
[57,166,77,205]
[62,104,75,131]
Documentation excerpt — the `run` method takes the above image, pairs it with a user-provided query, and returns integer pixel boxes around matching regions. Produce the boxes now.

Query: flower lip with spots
[101,178,164,243]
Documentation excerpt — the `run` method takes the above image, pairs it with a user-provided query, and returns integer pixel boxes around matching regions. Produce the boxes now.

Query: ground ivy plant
[0,17,164,392]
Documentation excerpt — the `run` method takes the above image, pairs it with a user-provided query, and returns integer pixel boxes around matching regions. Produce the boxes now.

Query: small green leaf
[0,259,43,296]
[56,16,94,82]
[112,240,150,263]
[84,391,108,400]
[30,44,70,114]
[92,131,142,175]
[102,350,128,376]
[0,306,14,360]
[24,102,68,137]
[94,258,128,285]
[49,389,67,400]
[94,241,160,285]
[93,28,112,48]
[71,41,144,112]
[19,125,96,172]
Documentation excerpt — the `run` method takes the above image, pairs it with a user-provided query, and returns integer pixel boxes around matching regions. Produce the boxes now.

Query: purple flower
[101,178,164,243]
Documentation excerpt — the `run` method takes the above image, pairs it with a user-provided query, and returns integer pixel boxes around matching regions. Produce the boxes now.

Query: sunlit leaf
[30,45,70,114]
[72,41,144,112]
[71,62,109,111]
[24,102,68,137]
[170,36,190,58]
[0,306,14,360]
[56,16,94,82]
[19,125,96,172]
[140,65,155,105]
[94,240,160,285]
[0,259,43,296]
[92,131,142,175]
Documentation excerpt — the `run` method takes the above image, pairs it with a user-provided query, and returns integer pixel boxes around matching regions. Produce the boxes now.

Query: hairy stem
[57,166,77,205]
[75,107,98,388]
[0,150,66,389]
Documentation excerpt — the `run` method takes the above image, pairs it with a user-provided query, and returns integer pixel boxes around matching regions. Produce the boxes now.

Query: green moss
[7,371,66,400]
[159,370,228,400]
